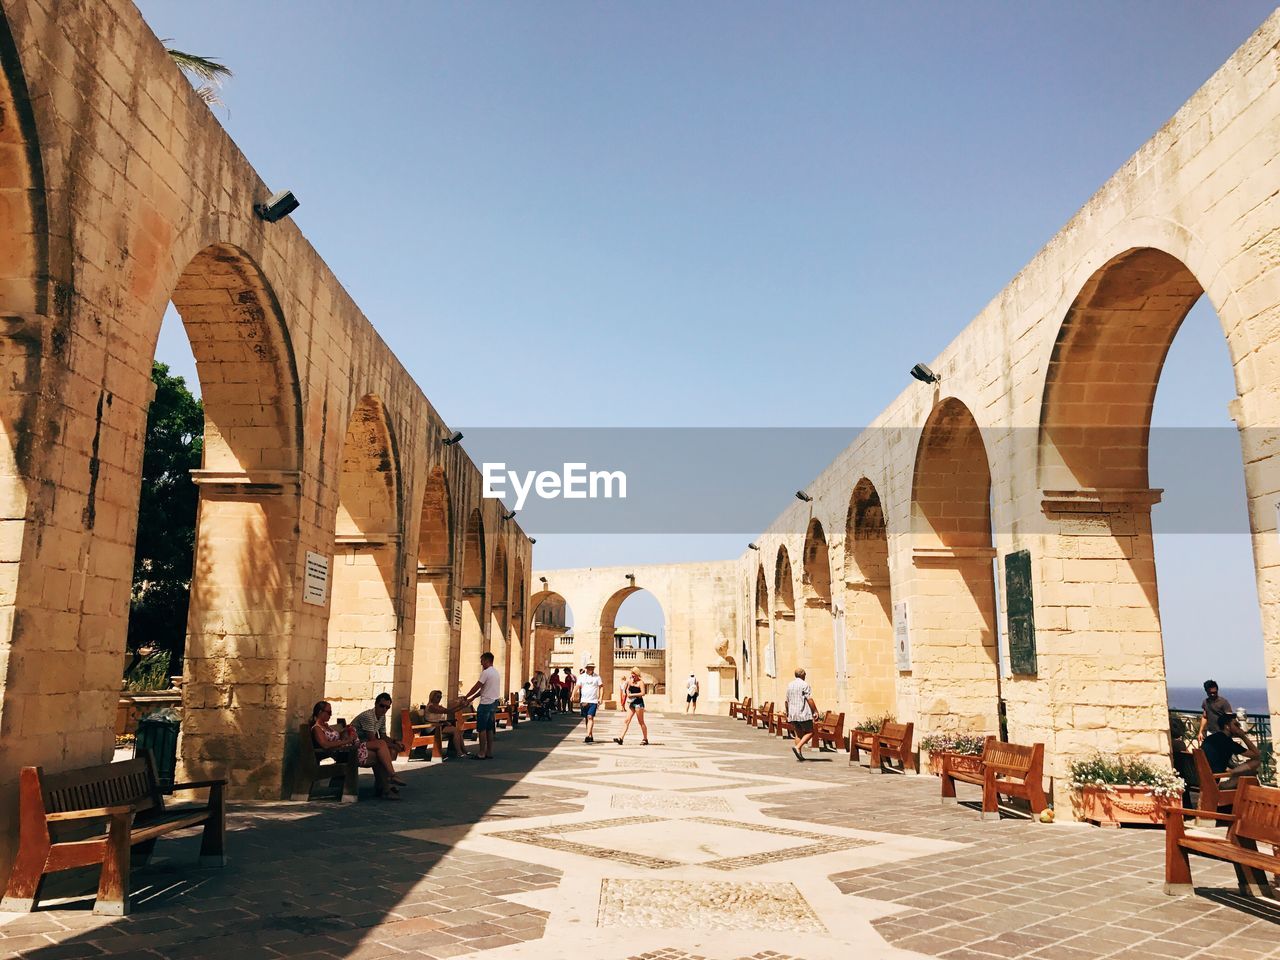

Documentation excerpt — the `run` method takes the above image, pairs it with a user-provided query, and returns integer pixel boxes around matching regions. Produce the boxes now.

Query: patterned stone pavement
[0,712,1276,959]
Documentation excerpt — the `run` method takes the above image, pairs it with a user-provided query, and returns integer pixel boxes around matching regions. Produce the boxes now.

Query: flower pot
[1073,785,1175,827]
[929,750,983,777]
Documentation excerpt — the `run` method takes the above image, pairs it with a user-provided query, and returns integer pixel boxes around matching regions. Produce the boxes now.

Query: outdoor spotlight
[626,573,635,582]
[442,431,464,446]
[909,363,940,384]
[795,491,813,503]
[253,189,300,223]
[502,510,517,521]
[529,538,537,545]
[539,576,548,584]
[748,543,760,551]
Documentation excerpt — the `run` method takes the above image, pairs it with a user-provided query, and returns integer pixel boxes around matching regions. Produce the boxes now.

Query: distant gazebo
[614,626,659,650]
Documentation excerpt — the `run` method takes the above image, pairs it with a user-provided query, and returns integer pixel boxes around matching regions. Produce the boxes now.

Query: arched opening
[411,467,452,702]
[909,397,999,734]
[843,477,895,718]
[529,590,574,684]
[488,540,510,696]
[753,566,770,703]
[1039,246,1269,760]
[326,395,403,718]
[801,519,836,707]
[458,508,486,694]
[510,558,527,692]
[601,586,667,705]
[773,547,797,707]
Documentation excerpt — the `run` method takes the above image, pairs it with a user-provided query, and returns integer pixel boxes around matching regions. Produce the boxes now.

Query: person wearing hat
[685,673,700,714]
[575,661,605,743]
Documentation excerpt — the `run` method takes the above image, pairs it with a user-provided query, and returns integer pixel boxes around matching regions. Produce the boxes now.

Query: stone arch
[411,466,453,702]
[773,546,797,706]
[843,477,895,718]
[801,518,836,706]
[325,394,404,717]
[909,397,999,734]
[529,588,572,679]
[753,565,770,702]
[600,585,667,701]
[165,244,306,786]
[489,539,510,695]
[0,7,48,317]
[510,557,526,691]
[1035,245,1257,759]
[458,508,486,692]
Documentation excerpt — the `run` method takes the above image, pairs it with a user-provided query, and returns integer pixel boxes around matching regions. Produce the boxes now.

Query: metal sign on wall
[1004,548,1038,675]
[303,552,329,606]
[893,600,911,671]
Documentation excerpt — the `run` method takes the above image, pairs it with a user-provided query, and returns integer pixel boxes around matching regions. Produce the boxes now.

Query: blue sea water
[1166,685,1270,714]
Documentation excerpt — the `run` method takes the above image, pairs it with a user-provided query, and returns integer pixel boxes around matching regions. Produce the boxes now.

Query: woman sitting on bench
[311,701,403,798]
[423,689,470,758]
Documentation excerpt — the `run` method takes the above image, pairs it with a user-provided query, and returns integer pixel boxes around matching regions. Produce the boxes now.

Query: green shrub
[854,713,895,733]
[124,650,172,692]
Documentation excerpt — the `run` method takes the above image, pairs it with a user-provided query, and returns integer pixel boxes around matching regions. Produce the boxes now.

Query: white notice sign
[303,551,329,606]
[893,600,911,671]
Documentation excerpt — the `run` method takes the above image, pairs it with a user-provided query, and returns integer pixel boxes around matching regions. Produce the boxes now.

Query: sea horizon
[1166,684,1270,714]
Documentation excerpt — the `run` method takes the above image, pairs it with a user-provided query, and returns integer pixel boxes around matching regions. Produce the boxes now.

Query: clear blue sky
[139,1,1276,686]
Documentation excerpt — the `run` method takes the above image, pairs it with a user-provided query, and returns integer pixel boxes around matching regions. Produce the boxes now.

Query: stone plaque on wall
[303,552,329,606]
[1004,549,1037,676]
[893,601,910,671]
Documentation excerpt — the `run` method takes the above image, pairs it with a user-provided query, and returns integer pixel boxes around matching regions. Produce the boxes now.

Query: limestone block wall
[0,0,532,875]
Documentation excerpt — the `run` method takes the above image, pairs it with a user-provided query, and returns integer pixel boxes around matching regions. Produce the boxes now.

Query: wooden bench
[400,709,445,761]
[850,721,916,774]
[743,698,763,726]
[729,696,752,720]
[292,722,360,801]
[771,706,791,737]
[754,701,776,731]
[1,754,225,916]
[941,736,1046,819]
[1192,748,1239,820]
[1165,777,1280,898]
[813,711,845,751]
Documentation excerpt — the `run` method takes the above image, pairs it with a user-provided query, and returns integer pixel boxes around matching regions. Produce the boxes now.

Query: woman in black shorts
[614,669,649,745]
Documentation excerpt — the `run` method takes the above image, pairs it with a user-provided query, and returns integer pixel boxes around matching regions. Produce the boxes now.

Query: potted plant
[1068,753,1185,827]
[919,732,988,776]
[853,713,895,735]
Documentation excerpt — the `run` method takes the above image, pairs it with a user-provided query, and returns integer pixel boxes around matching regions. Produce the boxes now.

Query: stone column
[410,564,451,702]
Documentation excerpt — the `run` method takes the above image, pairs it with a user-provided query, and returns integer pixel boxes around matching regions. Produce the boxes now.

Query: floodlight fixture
[443,431,464,446]
[539,576,548,585]
[254,189,300,223]
[502,510,517,521]
[748,543,760,551]
[529,537,537,545]
[910,363,941,384]
[795,490,812,503]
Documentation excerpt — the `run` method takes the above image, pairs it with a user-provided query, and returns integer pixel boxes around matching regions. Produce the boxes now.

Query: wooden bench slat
[940,737,1047,819]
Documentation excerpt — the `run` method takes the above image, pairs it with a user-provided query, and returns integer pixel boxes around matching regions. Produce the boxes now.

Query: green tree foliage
[129,362,203,671]
[164,44,233,107]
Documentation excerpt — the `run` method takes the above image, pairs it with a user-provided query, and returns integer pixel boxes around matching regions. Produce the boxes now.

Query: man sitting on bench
[1202,712,1261,783]
[352,693,408,784]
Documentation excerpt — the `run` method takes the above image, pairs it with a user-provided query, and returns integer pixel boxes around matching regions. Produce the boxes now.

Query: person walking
[461,651,501,760]
[685,674,700,714]
[1197,679,1234,741]
[548,669,563,714]
[560,667,576,712]
[785,667,818,761]
[575,661,605,743]
[613,668,649,745]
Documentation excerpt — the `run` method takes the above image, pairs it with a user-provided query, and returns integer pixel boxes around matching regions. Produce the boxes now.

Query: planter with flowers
[1068,754,1185,827]
[919,732,989,777]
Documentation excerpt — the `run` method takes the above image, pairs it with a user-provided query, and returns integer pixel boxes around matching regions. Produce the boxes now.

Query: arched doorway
[910,398,1000,734]
[510,559,527,692]
[773,547,797,706]
[457,509,486,694]
[1038,246,1270,758]
[326,395,403,718]
[529,590,574,684]
[844,477,895,719]
[600,586,667,705]
[801,519,836,707]
[753,566,770,702]
[411,467,452,702]
[488,540,509,695]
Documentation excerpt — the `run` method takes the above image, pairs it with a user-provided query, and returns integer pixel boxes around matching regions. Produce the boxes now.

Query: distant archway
[510,558,526,691]
[458,509,486,693]
[844,477,895,717]
[753,566,770,702]
[528,590,574,684]
[489,540,509,695]
[326,395,403,717]
[909,398,999,734]
[411,467,452,702]
[801,519,836,706]
[601,586,667,703]
[773,547,796,706]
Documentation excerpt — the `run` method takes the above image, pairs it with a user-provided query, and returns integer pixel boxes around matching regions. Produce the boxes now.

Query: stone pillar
[325,533,405,719]
[410,565,451,702]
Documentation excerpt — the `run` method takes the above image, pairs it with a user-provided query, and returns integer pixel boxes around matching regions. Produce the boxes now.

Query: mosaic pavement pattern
[600,879,823,932]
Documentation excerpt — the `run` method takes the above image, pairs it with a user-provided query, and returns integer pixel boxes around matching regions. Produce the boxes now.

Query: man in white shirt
[574,661,605,743]
[785,667,818,761]
[462,651,501,759]
[685,674,700,714]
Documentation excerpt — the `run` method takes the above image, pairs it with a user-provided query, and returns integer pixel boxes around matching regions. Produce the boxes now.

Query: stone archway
[411,466,452,702]
[801,519,836,707]
[510,558,527,691]
[844,477,895,719]
[753,565,770,703]
[773,547,796,706]
[458,508,486,693]
[909,397,1000,735]
[489,539,509,695]
[326,394,404,718]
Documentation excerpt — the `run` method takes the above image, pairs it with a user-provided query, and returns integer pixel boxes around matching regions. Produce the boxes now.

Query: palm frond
[164,46,233,83]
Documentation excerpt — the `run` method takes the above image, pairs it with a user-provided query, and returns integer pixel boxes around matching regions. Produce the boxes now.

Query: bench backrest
[1229,779,1280,847]
[36,755,161,818]
[982,739,1043,778]
[879,722,910,745]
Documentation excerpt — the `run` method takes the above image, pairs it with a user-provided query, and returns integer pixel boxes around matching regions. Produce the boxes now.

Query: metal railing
[1169,709,1275,786]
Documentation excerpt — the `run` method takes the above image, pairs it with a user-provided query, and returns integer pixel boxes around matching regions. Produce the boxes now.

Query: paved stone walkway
[1,712,1276,959]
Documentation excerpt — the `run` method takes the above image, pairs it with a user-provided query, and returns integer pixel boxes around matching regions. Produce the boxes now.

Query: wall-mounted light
[502,510,517,521]
[748,543,760,551]
[795,491,812,503]
[442,431,464,446]
[910,363,940,384]
[539,576,548,585]
[625,573,635,583]
[254,189,300,223]
[529,537,537,545]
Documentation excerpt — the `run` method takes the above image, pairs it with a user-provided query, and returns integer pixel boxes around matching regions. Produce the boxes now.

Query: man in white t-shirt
[785,667,818,761]
[685,674,700,714]
[574,661,605,743]
[462,651,501,759]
